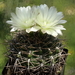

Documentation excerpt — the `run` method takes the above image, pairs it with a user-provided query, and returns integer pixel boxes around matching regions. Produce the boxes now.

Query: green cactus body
[3,31,68,75]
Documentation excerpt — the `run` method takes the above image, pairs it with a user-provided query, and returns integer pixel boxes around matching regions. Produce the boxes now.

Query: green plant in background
[0,0,75,75]
[0,39,8,75]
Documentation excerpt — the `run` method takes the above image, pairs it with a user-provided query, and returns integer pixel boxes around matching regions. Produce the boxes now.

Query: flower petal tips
[6,4,67,37]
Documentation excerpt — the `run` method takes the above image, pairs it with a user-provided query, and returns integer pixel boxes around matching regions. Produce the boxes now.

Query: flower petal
[26,26,40,33]
[35,4,66,37]
[7,6,36,32]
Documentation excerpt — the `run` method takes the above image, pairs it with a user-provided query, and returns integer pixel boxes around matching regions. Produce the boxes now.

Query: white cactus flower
[6,6,37,32]
[6,4,66,36]
[35,4,67,37]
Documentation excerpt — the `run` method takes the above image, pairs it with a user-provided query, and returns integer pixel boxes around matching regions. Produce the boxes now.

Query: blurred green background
[0,0,75,75]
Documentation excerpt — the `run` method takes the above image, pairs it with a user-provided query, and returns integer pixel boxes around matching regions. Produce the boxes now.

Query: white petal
[6,21,13,24]
[55,25,66,30]
[26,26,40,33]
[49,7,57,21]
[10,27,17,32]
[45,29,58,37]
[47,6,57,20]
[55,29,62,35]
[54,25,66,35]
[58,20,67,24]
[56,12,64,20]
[16,7,24,20]
[39,4,48,20]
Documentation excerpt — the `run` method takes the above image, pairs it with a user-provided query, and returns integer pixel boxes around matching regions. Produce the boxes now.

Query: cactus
[2,4,68,75]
